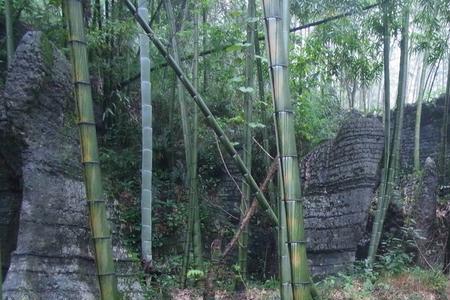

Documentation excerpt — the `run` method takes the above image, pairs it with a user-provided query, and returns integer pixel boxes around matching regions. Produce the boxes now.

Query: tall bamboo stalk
[63,0,119,298]
[261,0,313,298]
[163,0,201,284]
[123,0,278,225]
[369,1,409,261]
[138,0,153,266]
[5,0,14,67]
[368,0,391,263]
[238,0,256,281]
[414,53,428,172]
[191,1,203,271]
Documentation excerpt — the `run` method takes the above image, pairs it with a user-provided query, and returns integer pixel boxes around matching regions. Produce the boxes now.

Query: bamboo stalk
[368,0,391,263]
[369,1,409,262]
[414,53,428,172]
[5,0,14,67]
[62,0,119,298]
[138,0,153,267]
[261,0,313,298]
[223,158,278,258]
[123,0,278,225]
[191,1,203,271]
[238,0,256,281]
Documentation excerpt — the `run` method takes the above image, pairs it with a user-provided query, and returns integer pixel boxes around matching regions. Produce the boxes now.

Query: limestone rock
[301,112,384,277]
[0,31,142,299]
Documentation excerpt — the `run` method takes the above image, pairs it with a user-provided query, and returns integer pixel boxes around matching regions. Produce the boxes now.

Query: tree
[62,0,119,298]
[138,0,153,268]
[261,0,314,298]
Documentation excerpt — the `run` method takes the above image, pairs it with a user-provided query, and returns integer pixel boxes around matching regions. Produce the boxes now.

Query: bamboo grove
[52,0,450,298]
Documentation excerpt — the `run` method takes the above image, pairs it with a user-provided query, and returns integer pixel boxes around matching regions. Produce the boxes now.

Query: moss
[40,35,54,70]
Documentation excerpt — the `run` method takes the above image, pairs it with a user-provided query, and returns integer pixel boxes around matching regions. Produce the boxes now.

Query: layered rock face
[0,32,141,299]
[301,113,384,277]
[399,96,450,170]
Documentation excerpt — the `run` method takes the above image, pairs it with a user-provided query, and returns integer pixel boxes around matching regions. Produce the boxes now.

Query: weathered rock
[301,112,384,277]
[413,157,441,268]
[399,96,450,171]
[0,31,142,299]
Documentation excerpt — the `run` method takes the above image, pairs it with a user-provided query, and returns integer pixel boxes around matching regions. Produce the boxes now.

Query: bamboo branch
[221,158,278,259]
[123,0,278,224]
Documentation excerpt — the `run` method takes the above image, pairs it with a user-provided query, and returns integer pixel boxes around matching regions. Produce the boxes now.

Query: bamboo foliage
[5,0,14,67]
[138,0,153,265]
[261,0,313,299]
[63,0,119,299]
[238,0,256,281]
[123,0,278,226]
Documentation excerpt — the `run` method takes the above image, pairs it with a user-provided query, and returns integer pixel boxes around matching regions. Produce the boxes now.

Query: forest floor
[170,267,450,299]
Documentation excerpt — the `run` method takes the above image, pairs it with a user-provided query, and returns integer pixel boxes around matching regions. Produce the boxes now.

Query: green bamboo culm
[123,0,278,226]
[368,0,391,264]
[5,0,14,67]
[413,53,428,172]
[138,0,153,266]
[162,0,202,285]
[369,1,409,262]
[191,1,203,272]
[261,0,314,298]
[238,0,256,282]
[62,1,119,299]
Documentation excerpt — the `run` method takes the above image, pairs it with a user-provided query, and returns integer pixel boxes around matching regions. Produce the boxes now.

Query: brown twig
[221,158,278,258]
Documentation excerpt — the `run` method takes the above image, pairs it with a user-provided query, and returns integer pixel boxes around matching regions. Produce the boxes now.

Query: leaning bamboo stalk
[261,0,313,298]
[63,0,119,299]
[123,0,278,224]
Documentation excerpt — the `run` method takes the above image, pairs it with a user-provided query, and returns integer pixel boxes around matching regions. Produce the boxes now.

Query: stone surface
[413,157,441,268]
[398,95,450,171]
[301,112,384,277]
[0,31,142,299]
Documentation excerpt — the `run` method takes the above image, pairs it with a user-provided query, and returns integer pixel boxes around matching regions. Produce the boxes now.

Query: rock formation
[399,96,450,170]
[301,112,384,277]
[413,157,441,268]
[0,32,142,299]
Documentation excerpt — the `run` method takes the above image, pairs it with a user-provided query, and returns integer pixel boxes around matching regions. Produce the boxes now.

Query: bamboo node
[274,109,294,114]
[81,160,100,165]
[284,198,302,202]
[92,235,112,240]
[293,281,313,286]
[74,80,91,86]
[263,16,282,20]
[67,39,87,45]
[286,240,307,244]
[77,121,96,126]
[97,272,116,277]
